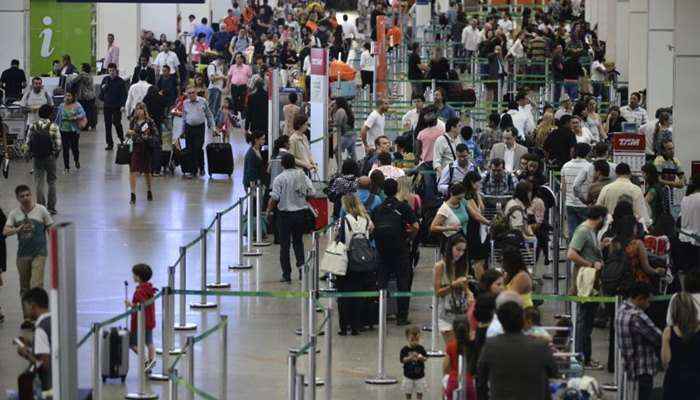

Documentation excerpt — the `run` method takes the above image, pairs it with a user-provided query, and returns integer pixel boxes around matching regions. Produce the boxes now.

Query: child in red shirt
[125,263,157,371]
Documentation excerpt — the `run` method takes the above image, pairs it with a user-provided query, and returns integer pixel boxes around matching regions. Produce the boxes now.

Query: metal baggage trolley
[0,105,28,160]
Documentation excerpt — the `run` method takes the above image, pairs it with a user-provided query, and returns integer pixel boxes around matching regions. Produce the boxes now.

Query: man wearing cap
[554,93,573,121]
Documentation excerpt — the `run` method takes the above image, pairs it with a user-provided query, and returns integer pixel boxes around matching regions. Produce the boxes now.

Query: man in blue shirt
[434,88,458,121]
[353,176,382,215]
[193,18,214,45]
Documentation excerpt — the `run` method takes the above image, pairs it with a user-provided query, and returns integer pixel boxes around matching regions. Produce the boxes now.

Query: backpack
[344,217,377,272]
[601,242,633,295]
[490,205,525,241]
[29,123,54,159]
[372,201,406,248]
[417,199,442,247]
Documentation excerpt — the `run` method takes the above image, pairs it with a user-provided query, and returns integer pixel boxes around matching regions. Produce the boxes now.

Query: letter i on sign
[40,16,55,58]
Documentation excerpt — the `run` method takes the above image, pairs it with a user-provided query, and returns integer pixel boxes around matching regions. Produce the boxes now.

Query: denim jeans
[563,81,579,101]
[553,80,563,103]
[340,134,357,161]
[208,87,222,123]
[33,156,57,212]
[575,301,597,363]
[566,206,588,240]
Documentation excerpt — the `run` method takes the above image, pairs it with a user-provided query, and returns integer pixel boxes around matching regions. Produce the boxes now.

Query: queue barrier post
[244,188,262,257]
[228,195,253,270]
[158,267,184,354]
[175,247,197,331]
[150,286,173,380]
[614,296,623,398]
[307,292,318,400]
[426,291,445,357]
[289,353,298,400]
[185,336,195,400]
[169,369,179,400]
[254,184,272,247]
[219,315,229,400]
[92,323,102,400]
[293,255,309,339]
[125,305,158,399]
[296,374,305,400]
[365,289,398,385]
[191,228,217,309]
[324,306,333,400]
[208,212,231,288]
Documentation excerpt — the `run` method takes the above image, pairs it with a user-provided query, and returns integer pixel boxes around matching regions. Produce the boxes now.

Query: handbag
[302,206,317,233]
[115,142,132,165]
[320,239,347,276]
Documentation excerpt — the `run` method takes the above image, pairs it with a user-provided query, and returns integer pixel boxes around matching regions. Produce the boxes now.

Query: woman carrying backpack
[336,194,373,336]
[434,235,474,345]
[503,180,535,240]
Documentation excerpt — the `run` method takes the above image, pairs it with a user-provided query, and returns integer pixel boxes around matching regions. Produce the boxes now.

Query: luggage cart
[0,105,28,160]
[489,237,538,273]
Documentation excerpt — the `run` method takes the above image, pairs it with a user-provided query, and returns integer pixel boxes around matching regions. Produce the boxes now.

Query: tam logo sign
[612,133,646,152]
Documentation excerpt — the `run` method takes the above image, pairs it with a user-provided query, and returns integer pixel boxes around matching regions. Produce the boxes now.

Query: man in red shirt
[223,8,239,34]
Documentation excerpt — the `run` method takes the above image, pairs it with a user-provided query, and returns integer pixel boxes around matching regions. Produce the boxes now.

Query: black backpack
[29,123,54,159]
[601,242,633,295]
[344,217,378,272]
[372,201,406,248]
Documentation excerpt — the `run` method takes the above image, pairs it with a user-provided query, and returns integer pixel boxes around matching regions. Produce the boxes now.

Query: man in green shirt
[3,185,53,329]
[567,205,607,370]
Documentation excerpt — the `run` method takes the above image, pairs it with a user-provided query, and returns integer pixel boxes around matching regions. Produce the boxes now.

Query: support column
[309,48,329,181]
[615,0,630,82]
[602,0,617,63]
[628,0,648,94]
[647,0,675,114]
[673,0,700,174]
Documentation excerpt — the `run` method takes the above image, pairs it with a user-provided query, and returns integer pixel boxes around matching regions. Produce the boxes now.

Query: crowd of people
[1,0,700,399]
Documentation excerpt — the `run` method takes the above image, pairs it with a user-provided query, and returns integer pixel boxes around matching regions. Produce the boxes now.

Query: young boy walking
[125,263,157,371]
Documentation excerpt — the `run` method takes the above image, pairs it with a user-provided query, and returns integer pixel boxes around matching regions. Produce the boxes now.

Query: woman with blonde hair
[337,194,374,335]
[395,176,421,213]
[534,109,556,149]
[662,291,700,399]
[127,102,157,204]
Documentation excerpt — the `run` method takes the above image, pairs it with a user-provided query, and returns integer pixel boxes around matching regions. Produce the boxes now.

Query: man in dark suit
[477,299,558,400]
[130,56,156,86]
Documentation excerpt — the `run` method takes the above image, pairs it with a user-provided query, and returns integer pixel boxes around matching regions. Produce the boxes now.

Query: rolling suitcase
[101,327,130,382]
[206,139,234,177]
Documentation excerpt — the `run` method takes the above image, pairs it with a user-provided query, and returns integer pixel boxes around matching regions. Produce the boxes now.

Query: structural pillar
[615,0,630,83]
[673,0,700,174]
[628,0,648,94]
[647,0,674,115]
[603,0,617,64]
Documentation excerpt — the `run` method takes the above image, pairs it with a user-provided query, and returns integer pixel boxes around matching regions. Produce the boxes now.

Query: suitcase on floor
[178,148,196,174]
[101,327,129,383]
[206,142,234,177]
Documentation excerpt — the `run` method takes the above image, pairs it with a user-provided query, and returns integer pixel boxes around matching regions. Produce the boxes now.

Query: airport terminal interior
[1,0,700,399]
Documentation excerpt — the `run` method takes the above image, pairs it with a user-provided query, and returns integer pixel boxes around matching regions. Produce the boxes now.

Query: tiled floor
[0,124,619,399]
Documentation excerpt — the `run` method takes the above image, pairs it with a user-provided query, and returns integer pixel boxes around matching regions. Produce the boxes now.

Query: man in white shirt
[640,107,673,157]
[206,55,226,122]
[104,33,120,71]
[401,94,425,132]
[620,92,649,127]
[597,162,650,226]
[561,143,592,238]
[341,14,359,43]
[438,143,475,194]
[554,93,573,121]
[432,116,460,173]
[573,142,617,204]
[125,69,152,116]
[360,98,389,153]
[461,19,481,59]
[153,42,180,76]
[20,77,53,125]
[17,288,52,391]
[506,93,534,140]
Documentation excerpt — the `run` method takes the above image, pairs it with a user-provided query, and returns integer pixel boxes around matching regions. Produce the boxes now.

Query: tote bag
[320,239,347,276]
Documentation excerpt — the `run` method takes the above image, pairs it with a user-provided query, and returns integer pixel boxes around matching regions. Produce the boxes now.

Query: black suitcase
[178,148,196,174]
[206,142,233,177]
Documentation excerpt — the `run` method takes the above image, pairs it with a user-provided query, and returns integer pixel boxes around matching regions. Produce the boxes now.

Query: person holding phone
[15,288,52,393]
[127,102,157,205]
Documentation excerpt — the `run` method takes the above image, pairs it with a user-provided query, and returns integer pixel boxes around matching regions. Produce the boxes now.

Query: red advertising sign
[310,48,328,76]
[611,133,646,152]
